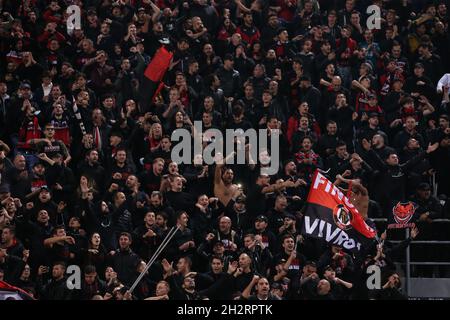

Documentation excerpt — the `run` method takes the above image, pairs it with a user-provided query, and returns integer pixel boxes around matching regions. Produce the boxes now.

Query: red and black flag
[0,281,34,300]
[139,45,174,112]
[301,171,377,252]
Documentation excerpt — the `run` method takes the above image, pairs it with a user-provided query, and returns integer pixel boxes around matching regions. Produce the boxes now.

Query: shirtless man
[334,167,369,219]
[214,152,241,207]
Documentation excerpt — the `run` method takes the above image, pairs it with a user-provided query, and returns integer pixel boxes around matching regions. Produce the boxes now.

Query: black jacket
[364,149,428,212]
[0,254,25,284]
[216,67,241,99]
[38,277,73,300]
[110,248,140,287]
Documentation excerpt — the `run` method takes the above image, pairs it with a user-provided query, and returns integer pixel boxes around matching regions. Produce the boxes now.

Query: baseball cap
[255,215,268,223]
[40,185,51,192]
[299,75,311,82]
[87,8,97,16]
[414,62,424,69]
[271,282,285,291]
[19,81,31,89]
[223,54,234,62]
[0,184,10,194]
[368,111,380,118]
[283,213,296,220]
[324,265,335,271]
[305,260,317,267]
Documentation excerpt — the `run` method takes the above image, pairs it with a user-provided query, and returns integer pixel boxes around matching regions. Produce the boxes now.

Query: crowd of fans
[1,0,450,300]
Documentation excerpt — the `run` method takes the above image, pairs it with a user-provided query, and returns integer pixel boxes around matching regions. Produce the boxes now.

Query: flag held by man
[301,171,376,252]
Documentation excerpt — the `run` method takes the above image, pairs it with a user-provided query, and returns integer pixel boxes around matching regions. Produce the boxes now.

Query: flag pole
[405,228,411,297]
[129,225,180,294]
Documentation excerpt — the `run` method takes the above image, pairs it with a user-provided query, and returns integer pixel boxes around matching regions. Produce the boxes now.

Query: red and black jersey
[236,25,260,46]
[18,116,41,150]
[51,117,71,147]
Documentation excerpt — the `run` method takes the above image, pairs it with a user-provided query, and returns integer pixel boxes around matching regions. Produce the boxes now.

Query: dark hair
[203,95,214,103]
[321,40,331,47]
[54,261,67,269]
[2,225,16,236]
[418,43,431,50]
[87,148,98,156]
[84,265,97,274]
[301,136,313,144]
[400,96,414,106]
[267,115,278,123]
[176,210,188,220]
[211,256,224,264]
[282,234,295,243]
[203,111,213,118]
[392,40,401,48]
[119,232,132,241]
[76,72,87,80]
[204,74,218,87]
[327,120,337,126]
[179,256,192,268]
[243,233,255,240]
[336,140,347,148]
[115,147,127,155]
[156,211,168,221]
[232,104,244,116]
[52,225,65,235]
[292,57,303,65]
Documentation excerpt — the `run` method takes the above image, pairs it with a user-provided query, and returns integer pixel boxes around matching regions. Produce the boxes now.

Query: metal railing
[370,218,450,296]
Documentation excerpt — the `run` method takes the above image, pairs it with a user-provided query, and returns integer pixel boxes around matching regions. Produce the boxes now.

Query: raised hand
[426,142,439,154]
[361,138,371,151]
